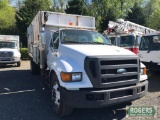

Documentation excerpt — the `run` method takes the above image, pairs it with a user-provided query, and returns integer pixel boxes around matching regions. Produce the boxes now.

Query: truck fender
[49,58,83,87]
[140,62,146,68]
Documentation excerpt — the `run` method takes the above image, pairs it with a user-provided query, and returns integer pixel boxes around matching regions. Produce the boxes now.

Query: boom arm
[107,19,158,34]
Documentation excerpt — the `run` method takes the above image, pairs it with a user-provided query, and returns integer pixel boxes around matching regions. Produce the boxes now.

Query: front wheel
[50,73,73,117]
[17,62,21,67]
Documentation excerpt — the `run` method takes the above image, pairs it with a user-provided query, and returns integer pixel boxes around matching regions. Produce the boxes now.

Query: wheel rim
[52,82,60,108]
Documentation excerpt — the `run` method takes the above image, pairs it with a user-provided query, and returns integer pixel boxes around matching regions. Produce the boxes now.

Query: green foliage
[100,8,119,32]
[145,0,160,30]
[0,0,149,47]
[126,3,146,26]
[50,0,67,12]
[65,0,87,15]
[15,0,51,47]
[20,48,28,59]
[85,0,139,32]
[0,0,16,34]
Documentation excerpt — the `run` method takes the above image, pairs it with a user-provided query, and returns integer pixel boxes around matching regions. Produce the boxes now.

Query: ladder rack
[108,20,158,34]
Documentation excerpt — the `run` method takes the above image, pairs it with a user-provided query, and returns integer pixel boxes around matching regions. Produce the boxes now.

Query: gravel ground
[124,71,160,120]
[0,60,159,120]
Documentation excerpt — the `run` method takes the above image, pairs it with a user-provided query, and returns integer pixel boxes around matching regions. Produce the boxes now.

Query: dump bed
[27,11,96,59]
[43,11,95,29]
[27,11,95,45]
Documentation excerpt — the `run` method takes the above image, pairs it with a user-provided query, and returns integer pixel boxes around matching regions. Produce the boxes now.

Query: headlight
[60,72,82,82]
[140,68,146,75]
[13,52,20,58]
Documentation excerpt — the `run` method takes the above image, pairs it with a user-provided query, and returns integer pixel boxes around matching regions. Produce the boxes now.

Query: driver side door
[47,31,59,69]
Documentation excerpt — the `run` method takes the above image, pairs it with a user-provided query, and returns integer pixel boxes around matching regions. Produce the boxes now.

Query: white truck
[105,19,157,54]
[27,11,148,117]
[138,32,160,73]
[0,35,21,67]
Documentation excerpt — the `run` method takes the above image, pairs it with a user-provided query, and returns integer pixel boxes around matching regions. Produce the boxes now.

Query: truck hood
[60,44,136,56]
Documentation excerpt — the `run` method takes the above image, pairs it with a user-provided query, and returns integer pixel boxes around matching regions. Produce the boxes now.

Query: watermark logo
[126,106,156,118]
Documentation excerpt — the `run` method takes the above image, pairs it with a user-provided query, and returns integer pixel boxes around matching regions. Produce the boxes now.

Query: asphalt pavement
[0,60,160,120]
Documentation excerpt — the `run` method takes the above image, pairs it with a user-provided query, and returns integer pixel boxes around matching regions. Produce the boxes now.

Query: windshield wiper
[92,42,111,45]
[62,41,82,44]
[92,42,104,44]
[62,41,111,45]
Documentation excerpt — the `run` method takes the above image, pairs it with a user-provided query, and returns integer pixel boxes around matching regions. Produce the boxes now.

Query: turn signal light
[60,72,71,82]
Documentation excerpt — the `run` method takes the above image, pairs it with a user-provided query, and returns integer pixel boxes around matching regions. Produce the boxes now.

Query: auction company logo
[126,106,156,118]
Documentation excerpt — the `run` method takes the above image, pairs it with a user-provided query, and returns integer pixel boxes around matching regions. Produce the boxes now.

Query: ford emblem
[117,68,126,74]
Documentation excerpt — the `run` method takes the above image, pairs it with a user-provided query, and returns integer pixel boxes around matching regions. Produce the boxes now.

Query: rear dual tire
[30,59,40,74]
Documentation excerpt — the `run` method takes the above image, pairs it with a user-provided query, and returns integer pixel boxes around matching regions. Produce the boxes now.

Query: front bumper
[62,80,148,108]
[0,57,20,64]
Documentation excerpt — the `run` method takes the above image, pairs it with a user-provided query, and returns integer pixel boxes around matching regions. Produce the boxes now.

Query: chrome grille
[0,52,13,57]
[84,55,139,88]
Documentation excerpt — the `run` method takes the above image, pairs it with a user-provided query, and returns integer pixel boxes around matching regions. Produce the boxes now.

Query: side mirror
[54,39,59,49]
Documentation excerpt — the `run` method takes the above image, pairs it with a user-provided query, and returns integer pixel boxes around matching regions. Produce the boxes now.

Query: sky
[10,0,17,7]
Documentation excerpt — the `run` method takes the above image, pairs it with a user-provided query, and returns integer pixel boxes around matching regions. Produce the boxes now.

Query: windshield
[139,35,160,50]
[120,35,135,47]
[0,42,17,49]
[61,29,111,45]
[109,37,116,45]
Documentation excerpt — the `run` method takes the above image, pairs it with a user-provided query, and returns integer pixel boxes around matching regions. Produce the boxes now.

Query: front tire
[17,62,21,67]
[50,73,73,117]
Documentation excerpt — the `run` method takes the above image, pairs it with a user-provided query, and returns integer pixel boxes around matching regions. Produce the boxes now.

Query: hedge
[20,48,28,59]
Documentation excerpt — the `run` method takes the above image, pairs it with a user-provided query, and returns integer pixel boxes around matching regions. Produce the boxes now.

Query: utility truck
[138,32,160,72]
[0,35,21,67]
[104,19,157,54]
[28,11,148,117]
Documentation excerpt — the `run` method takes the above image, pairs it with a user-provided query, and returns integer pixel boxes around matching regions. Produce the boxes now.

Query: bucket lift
[105,19,158,54]
[107,18,158,34]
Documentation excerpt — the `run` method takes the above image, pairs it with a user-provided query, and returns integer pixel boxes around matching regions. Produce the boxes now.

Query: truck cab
[108,33,140,54]
[28,11,148,117]
[138,32,160,72]
[105,19,156,55]
[0,35,21,67]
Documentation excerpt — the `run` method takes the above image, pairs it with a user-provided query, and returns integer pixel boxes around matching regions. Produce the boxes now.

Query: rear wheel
[50,73,73,117]
[30,59,40,74]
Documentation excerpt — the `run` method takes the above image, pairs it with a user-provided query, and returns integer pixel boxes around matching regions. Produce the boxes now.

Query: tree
[86,0,114,31]
[15,0,51,47]
[50,0,67,12]
[144,0,160,30]
[126,3,146,26]
[65,0,87,15]
[85,0,139,32]
[0,0,16,34]
[100,8,119,32]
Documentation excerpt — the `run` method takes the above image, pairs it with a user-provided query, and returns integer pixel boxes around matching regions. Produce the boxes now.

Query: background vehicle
[104,19,157,54]
[28,11,148,117]
[138,32,160,72]
[0,35,21,67]
[107,31,141,54]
